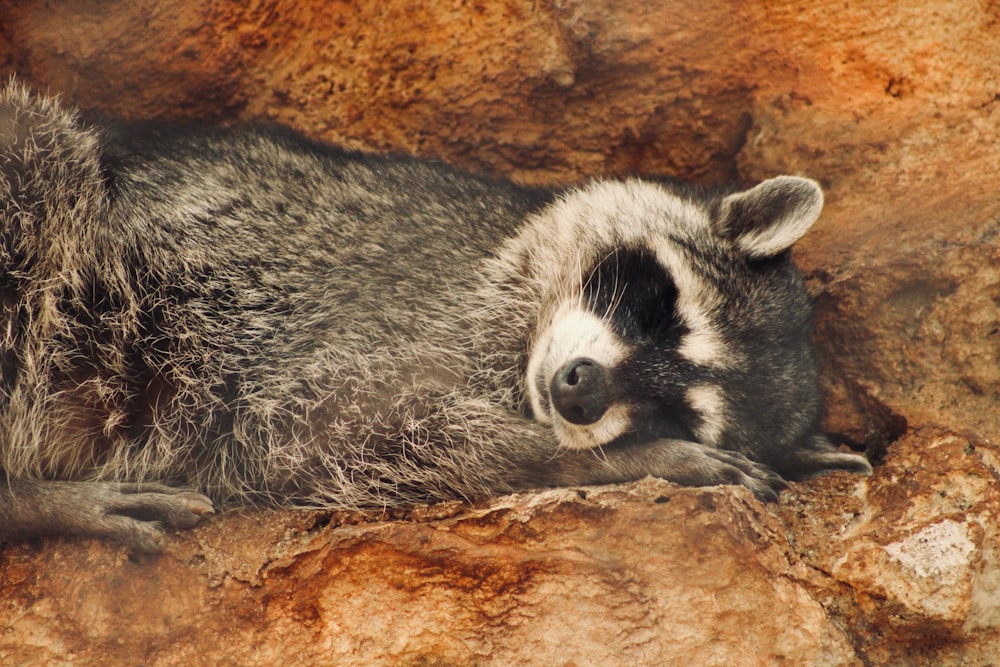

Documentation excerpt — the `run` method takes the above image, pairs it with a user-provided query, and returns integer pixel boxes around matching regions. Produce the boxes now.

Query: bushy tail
[0,77,107,280]
[0,79,112,452]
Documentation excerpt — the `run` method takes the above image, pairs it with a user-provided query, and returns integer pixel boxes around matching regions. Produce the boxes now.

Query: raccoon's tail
[0,78,107,282]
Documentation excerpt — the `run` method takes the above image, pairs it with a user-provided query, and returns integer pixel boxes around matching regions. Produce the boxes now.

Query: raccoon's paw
[549,439,787,502]
[695,448,789,503]
[88,483,215,552]
[31,481,214,553]
[637,440,788,503]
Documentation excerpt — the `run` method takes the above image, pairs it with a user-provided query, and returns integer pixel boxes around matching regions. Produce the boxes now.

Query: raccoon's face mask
[524,176,824,451]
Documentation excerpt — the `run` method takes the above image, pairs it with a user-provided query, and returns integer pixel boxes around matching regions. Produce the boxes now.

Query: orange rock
[2,0,999,664]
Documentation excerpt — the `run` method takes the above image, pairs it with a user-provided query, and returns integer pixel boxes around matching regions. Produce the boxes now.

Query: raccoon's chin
[549,402,699,452]
[548,402,632,450]
[609,411,698,448]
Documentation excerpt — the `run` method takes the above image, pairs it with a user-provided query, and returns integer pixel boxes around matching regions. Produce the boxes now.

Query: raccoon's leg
[0,479,214,553]
[361,392,789,504]
[540,439,789,502]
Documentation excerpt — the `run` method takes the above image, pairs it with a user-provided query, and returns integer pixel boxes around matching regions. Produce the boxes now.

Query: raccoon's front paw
[694,447,788,503]
[548,439,787,502]
[637,440,788,502]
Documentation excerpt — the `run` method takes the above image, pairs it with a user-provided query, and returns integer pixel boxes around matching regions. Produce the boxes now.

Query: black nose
[549,358,609,425]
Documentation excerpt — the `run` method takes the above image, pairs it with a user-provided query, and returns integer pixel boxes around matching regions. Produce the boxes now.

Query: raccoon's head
[524,175,825,458]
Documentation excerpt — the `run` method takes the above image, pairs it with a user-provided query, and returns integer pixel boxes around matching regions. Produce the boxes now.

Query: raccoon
[0,80,870,552]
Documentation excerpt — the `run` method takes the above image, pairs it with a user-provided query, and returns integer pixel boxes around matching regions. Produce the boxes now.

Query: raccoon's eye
[584,247,682,339]
[632,280,681,337]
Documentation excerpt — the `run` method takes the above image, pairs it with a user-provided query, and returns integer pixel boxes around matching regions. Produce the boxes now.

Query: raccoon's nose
[549,358,609,425]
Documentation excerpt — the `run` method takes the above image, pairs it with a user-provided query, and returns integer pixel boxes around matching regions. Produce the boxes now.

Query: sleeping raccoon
[0,80,870,552]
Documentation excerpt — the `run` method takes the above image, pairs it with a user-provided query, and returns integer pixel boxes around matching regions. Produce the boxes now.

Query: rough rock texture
[0,481,863,667]
[3,429,999,666]
[1,0,999,665]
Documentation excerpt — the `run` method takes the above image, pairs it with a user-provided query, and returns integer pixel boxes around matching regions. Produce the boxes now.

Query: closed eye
[583,247,682,341]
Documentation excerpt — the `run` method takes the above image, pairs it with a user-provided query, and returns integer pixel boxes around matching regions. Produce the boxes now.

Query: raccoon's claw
[723,469,785,503]
[704,448,788,502]
[737,469,787,503]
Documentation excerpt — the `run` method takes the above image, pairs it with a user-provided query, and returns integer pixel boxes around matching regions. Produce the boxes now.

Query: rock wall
[1,0,999,664]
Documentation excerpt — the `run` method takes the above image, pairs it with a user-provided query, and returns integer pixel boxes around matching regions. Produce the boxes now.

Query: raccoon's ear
[716,176,823,258]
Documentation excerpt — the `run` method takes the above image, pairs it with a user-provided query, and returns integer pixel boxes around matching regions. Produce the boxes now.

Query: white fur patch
[553,402,631,450]
[686,385,727,445]
[538,180,712,260]
[678,329,726,366]
[526,304,627,448]
[651,240,729,368]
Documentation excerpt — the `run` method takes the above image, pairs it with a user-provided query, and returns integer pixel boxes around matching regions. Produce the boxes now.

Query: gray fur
[0,80,869,552]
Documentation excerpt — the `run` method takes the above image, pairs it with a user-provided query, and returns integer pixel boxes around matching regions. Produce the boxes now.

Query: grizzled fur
[0,81,870,552]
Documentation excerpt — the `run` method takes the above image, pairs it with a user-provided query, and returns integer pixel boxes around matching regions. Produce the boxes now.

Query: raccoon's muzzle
[549,358,609,425]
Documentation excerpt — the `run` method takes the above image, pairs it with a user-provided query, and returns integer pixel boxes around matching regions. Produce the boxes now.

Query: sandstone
[3,426,1000,665]
[2,0,999,664]
[776,425,1000,665]
[2,480,861,666]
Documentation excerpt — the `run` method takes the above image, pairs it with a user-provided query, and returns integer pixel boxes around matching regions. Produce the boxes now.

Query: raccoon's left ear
[716,176,823,258]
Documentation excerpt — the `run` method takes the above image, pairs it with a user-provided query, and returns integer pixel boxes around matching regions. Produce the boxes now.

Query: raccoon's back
[0,84,553,490]
[100,121,551,299]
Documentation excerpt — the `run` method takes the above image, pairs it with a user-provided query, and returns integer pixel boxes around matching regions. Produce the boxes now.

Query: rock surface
[3,427,999,666]
[1,0,999,664]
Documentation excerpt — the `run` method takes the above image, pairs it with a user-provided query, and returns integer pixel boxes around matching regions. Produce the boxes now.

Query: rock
[777,425,1000,665]
[2,0,999,664]
[3,426,999,665]
[1,480,862,666]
